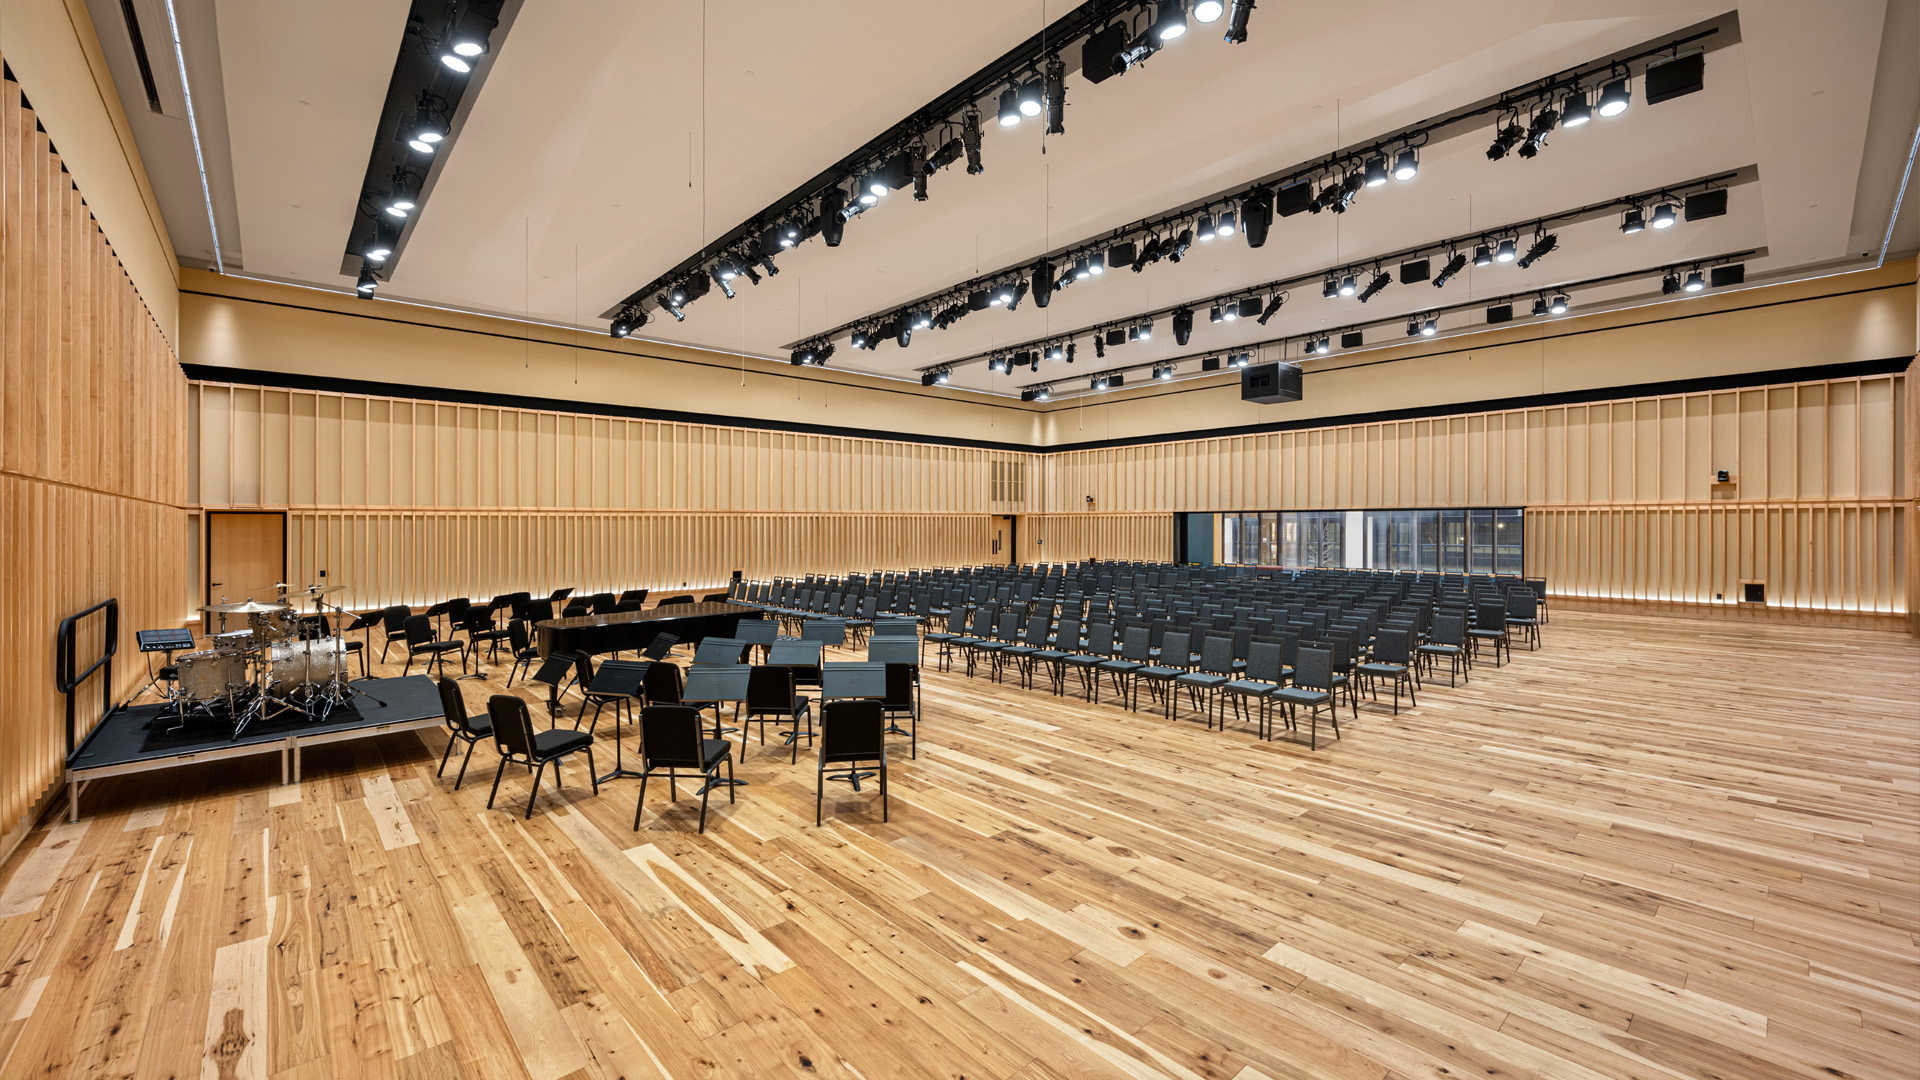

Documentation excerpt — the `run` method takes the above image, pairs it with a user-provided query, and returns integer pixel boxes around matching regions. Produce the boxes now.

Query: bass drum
[178,650,247,703]
[268,639,347,693]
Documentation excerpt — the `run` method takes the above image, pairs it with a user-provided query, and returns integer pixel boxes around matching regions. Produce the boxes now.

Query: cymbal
[199,599,293,614]
[302,584,345,596]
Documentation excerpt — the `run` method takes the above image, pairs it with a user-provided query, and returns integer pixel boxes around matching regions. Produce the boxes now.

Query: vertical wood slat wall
[1041,372,1907,617]
[189,381,1025,611]
[0,70,189,843]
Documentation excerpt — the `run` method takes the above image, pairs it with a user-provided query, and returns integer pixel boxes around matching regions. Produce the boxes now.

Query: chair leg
[585,749,598,794]
[725,750,735,803]
[880,759,889,822]
[454,738,479,789]
[634,772,650,830]
[816,764,825,826]
[698,770,713,833]
[438,731,457,777]
[525,760,545,818]
[487,756,509,809]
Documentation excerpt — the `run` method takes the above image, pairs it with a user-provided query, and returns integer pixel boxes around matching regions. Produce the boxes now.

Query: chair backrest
[508,618,529,653]
[1160,630,1192,669]
[643,660,684,704]
[1199,634,1235,675]
[436,676,471,732]
[745,665,795,711]
[1476,601,1507,630]
[404,613,436,646]
[1245,641,1283,683]
[573,650,596,689]
[642,631,679,660]
[659,595,694,607]
[872,618,916,637]
[383,605,411,633]
[639,705,704,768]
[737,620,777,646]
[1085,621,1115,656]
[1053,618,1081,648]
[1433,612,1466,645]
[1295,647,1334,692]
[1506,590,1537,619]
[820,699,885,762]
[1021,614,1049,646]
[562,603,590,618]
[1373,628,1411,665]
[859,596,879,619]
[1117,626,1151,662]
[487,694,536,758]
[994,611,1020,642]
[801,620,847,646]
[448,597,472,625]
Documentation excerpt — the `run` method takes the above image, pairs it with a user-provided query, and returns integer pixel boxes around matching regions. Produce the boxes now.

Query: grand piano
[535,601,763,659]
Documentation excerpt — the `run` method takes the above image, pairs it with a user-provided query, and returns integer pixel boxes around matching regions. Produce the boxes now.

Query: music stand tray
[821,662,887,700]
[591,661,650,784]
[531,654,575,717]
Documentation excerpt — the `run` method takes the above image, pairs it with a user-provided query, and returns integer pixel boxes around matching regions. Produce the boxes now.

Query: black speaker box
[1710,264,1745,288]
[1645,51,1704,105]
[1685,189,1727,221]
[1274,178,1315,217]
[1082,23,1127,85]
[1241,362,1303,404]
[1487,303,1513,324]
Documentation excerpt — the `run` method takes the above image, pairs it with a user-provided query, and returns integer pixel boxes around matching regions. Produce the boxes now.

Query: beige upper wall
[1038,260,1919,446]
[179,270,1041,446]
[0,0,177,341]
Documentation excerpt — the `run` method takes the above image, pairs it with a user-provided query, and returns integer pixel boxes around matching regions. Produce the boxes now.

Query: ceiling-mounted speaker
[1684,189,1727,221]
[1709,264,1745,287]
[1399,258,1431,284]
[1486,303,1513,324]
[1241,362,1303,404]
[1107,241,1136,268]
[1108,373,1126,387]
[1644,51,1704,105]
[1340,330,1364,349]
[1082,23,1128,85]
[1201,356,1222,371]
[1105,328,1127,347]
[1236,297,1263,319]
[1274,178,1314,217]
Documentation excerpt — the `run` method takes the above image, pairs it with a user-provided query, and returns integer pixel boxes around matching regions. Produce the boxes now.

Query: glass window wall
[1219,507,1526,572]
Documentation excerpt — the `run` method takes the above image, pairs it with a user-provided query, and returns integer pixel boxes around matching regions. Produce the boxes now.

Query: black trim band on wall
[183,356,1912,458]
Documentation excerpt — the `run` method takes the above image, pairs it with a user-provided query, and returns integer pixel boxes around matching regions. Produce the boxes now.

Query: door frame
[205,510,288,631]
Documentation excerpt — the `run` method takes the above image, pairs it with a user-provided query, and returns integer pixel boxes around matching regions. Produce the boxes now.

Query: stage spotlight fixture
[1169,228,1194,262]
[1422,317,1438,336]
[1217,210,1236,237]
[1232,352,1252,369]
[1224,0,1254,42]
[1597,74,1631,117]
[993,282,1014,305]
[1047,342,1066,361]
[1194,0,1223,21]
[1156,0,1188,41]
[1562,91,1592,127]
[1473,243,1494,267]
[1256,293,1285,324]
[711,266,736,300]
[439,8,494,71]
[384,172,417,217]
[1032,259,1055,307]
[1088,251,1105,276]
[998,86,1022,127]
[1073,258,1092,281]
[1661,270,1681,295]
[1549,293,1569,314]
[929,137,963,172]
[758,254,779,278]
[1407,318,1422,338]
[1517,107,1557,158]
[1091,374,1111,391]
[1392,147,1418,181]
[1043,56,1067,135]
[1197,216,1217,242]
[1651,202,1677,229]
[1007,280,1029,311]
[716,258,738,282]
[1364,154,1388,188]
[1683,269,1705,293]
[1156,363,1174,381]
[1494,238,1517,263]
[1433,252,1467,287]
[407,96,446,153]
[821,191,845,246]
[1173,307,1195,345]
[1209,306,1225,324]
[1328,172,1363,213]
[909,147,929,200]
[610,312,634,339]
[1532,295,1549,317]
[1135,320,1154,341]
[1357,271,1390,303]
[1517,232,1557,269]
[911,309,932,330]
[962,109,985,173]
[851,329,870,349]
[858,173,882,206]
[1017,78,1044,119]
[356,265,379,296]
[791,348,811,366]
[1036,385,1051,400]
[1093,335,1106,359]
[1337,275,1357,298]
[657,293,685,321]
[1323,276,1339,299]
[1311,336,1331,355]
[739,262,761,286]
[1621,206,1646,234]
[782,222,803,247]
[1487,120,1524,160]
[1240,190,1271,246]
[989,356,1009,373]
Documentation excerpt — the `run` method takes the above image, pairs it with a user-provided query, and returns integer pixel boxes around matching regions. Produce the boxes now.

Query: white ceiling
[95,0,1919,397]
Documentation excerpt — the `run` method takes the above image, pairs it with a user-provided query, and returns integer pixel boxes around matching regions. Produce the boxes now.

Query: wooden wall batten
[0,67,189,849]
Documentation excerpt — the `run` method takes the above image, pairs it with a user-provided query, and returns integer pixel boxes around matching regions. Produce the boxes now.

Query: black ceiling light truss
[341,0,517,294]
[608,0,1262,326]
[804,14,1734,351]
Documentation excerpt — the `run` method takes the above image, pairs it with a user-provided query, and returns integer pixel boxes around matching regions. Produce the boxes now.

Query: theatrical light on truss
[363,220,398,264]
[1357,271,1391,303]
[1597,74,1631,117]
[1017,78,1044,118]
[1256,293,1286,325]
[1091,374,1111,391]
[1549,293,1570,315]
[989,355,1010,373]
[1132,319,1154,341]
[1661,270,1682,295]
[1074,258,1092,281]
[962,109,985,173]
[657,293,685,321]
[1308,335,1330,355]
[1494,237,1517,263]
[1217,210,1236,236]
[1392,147,1418,181]
[1620,206,1646,234]
[384,168,418,217]
[1194,0,1223,21]
[1322,276,1339,299]
[1337,274,1357,297]
[1433,251,1467,288]
[851,328,870,349]
[998,86,1022,127]
[1173,306,1195,345]
[1007,280,1029,311]
[1487,121,1524,161]
[1562,91,1593,128]
[1155,0,1188,41]
[439,8,494,72]
[1155,362,1174,380]
[911,309,932,330]
[1044,56,1067,135]
[1683,269,1705,292]
[1651,202,1677,229]
[1088,251,1106,276]
[1224,0,1254,42]
[356,265,379,296]
[406,97,446,153]
[1517,107,1558,159]
[1473,243,1494,268]
[1197,215,1217,242]
[1047,342,1066,361]
[1363,154,1388,188]
[1517,232,1557,269]
[1407,318,1422,337]
[1532,295,1550,317]
[1423,317,1438,336]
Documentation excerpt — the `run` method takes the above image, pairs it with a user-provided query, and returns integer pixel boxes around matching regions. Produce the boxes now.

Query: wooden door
[992,516,1016,565]
[207,512,286,623]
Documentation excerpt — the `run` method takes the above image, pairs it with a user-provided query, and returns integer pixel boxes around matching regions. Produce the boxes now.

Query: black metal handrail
[57,598,118,758]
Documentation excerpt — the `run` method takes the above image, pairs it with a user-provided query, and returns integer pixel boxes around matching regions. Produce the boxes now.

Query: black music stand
[530,654,575,718]
[424,600,456,641]
[766,641,823,689]
[592,660,650,785]
[693,638,752,665]
[682,665,751,789]
[344,611,382,679]
[820,663,888,788]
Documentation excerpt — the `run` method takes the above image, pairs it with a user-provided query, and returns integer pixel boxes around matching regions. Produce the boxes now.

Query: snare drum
[178,649,247,702]
[268,639,347,692]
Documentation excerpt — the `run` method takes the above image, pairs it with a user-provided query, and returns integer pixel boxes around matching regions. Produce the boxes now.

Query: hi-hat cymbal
[199,599,294,614]
[302,584,345,596]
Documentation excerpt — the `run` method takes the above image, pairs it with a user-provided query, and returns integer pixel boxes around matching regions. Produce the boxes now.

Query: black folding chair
[485,694,596,818]
[816,699,888,826]
[632,705,733,833]
[434,677,492,788]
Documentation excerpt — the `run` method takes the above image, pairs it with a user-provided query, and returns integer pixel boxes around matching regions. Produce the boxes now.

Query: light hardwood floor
[0,611,1914,1080]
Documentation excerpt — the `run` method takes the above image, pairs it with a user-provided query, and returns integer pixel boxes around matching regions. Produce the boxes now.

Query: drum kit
[167,583,359,739]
